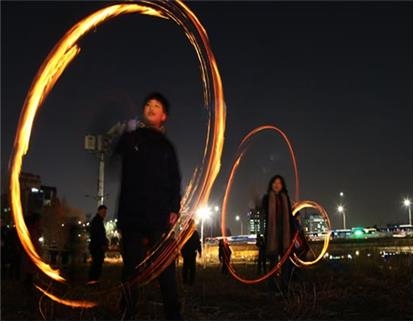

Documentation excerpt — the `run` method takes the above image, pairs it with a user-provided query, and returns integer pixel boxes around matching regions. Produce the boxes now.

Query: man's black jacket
[115,126,181,233]
[181,230,201,258]
[89,214,108,251]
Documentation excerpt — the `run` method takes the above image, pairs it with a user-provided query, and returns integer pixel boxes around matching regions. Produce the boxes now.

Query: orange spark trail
[220,125,331,284]
[290,200,331,267]
[35,285,96,308]
[10,0,225,307]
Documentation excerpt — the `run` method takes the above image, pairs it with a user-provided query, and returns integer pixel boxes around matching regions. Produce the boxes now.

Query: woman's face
[271,178,283,193]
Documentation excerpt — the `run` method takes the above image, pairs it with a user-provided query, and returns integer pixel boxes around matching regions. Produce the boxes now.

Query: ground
[1,252,412,321]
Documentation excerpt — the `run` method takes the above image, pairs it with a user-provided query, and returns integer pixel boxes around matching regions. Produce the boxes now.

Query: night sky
[2,1,412,234]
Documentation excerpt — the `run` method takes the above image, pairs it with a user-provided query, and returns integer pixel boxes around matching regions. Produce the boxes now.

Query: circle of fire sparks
[9,0,225,308]
[220,125,331,284]
[290,200,331,267]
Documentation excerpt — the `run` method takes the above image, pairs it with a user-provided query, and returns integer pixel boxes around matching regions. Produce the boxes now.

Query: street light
[403,198,412,225]
[196,206,212,266]
[337,205,347,230]
[235,215,243,235]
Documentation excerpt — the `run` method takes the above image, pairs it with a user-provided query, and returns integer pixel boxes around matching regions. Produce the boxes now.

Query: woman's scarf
[265,191,291,257]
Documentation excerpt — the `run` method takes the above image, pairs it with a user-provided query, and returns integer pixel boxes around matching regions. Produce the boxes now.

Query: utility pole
[85,122,125,207]
[97,135,106,207]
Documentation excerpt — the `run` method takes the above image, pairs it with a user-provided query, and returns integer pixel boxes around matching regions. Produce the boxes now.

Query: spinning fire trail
[10,0,225,308]
[220,125,331,284]
[9,0,329,310]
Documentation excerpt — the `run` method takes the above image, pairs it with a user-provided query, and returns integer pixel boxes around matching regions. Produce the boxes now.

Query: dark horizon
[2,1,412,233]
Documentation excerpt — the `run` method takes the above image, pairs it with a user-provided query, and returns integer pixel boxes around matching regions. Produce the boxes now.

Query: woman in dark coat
[262,175,295,294]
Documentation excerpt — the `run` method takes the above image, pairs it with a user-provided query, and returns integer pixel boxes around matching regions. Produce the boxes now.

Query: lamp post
[212,205,220,237]
[337,205,346,230]
[235,215,243,235]
[196,207,212,267]
[403,199,412,225]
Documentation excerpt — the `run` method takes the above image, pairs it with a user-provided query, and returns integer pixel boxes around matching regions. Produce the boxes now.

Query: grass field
[1,250,412,321]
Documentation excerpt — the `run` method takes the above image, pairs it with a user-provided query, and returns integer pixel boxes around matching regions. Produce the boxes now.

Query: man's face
[143,99,167,128]
[98,208,107,219]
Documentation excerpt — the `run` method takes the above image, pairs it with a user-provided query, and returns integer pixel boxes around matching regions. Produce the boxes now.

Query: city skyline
[2,1,412,233]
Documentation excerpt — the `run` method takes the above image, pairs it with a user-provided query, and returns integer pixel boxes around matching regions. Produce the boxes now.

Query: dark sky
[2,1,412,234]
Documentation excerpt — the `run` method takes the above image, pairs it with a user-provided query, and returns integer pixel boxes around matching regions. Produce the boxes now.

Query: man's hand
[127,119,137,132]
[169,212,179,225]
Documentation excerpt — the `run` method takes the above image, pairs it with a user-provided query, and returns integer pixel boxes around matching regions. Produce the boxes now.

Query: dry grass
[1,253,412,320]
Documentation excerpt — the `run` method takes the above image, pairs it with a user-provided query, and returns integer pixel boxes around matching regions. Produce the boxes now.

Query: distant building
[19,172,42,216]
[305,214,328,234]
[1,173,58,224]
[41,186,58,206]
[248,208,265,235]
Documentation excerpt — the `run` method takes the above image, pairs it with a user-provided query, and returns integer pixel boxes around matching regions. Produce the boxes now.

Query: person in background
[88,205,108,284]
[181,227,201,286]
[218,238,232,275]
[256,233,267,275]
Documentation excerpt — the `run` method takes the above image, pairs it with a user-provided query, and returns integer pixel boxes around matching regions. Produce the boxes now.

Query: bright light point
[347,254,352,259]
[196,207,212,220]
[340,192,344,197]
[61,224,65,227]
[337,205,344,213]
[31,187,39,193]
[38,237,44,243]
[403,199,411,207]
[235,215,240,221]
[355,250,360,256]
[77,221,82,225]
[214,205,219,212]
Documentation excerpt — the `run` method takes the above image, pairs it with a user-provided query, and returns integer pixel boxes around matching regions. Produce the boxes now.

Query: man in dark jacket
[218,238,232,274]
[88,205,108,283]
[256,234,267,275]
[115,92,182,320]
[180,229,201,285]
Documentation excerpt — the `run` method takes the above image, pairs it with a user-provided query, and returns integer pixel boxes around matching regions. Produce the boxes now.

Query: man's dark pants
[120,228,181,320]
[88,249,105,281]
[182,253,197,285]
